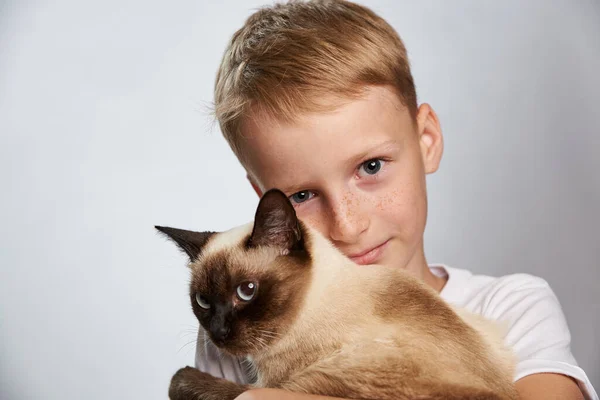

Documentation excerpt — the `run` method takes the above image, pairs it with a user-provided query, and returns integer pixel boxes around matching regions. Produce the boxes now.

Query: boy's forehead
[240,86,414,190]
[243,86,407,136]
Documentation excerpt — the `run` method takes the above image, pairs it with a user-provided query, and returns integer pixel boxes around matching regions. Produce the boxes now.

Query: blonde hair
[214,0,417,164]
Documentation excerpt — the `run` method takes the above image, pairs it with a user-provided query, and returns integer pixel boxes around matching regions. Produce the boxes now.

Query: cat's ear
[248,189,303,252]
[155,226,215,262]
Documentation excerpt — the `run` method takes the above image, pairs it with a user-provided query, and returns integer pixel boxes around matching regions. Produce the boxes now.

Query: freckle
[377,191,398,210]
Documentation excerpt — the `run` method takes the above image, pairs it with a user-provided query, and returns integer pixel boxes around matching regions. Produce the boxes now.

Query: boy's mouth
[348,240,390,265]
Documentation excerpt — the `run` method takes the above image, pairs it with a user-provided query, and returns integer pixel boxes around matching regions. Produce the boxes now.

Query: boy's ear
[247,189,303,252]
[416,103,444,174]
[155,226,215,262]
[247,174,263,197]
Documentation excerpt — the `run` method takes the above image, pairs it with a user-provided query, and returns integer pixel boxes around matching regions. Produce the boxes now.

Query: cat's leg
[169,366,251,400]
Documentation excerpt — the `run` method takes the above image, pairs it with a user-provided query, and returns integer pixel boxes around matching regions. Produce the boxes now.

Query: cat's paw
[168,366,217,400]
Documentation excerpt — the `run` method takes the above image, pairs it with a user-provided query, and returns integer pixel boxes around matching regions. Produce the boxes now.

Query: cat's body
[158,190,518,400]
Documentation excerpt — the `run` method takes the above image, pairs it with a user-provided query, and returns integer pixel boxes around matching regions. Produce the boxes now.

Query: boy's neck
[423,267,448,293]
[408,246,448,293]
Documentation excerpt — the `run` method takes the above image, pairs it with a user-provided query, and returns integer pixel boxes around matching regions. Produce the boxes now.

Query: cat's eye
[236,282,257,302]
[195,293,211,309]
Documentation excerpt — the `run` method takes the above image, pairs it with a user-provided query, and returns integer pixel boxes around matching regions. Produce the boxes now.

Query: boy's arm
[478,274,596,399]
[516,373,584,400]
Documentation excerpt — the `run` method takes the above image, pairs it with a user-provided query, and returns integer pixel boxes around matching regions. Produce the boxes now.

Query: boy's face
[241,86,443,278]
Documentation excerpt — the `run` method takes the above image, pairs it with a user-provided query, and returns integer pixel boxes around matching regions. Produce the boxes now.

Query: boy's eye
[358,159,384,176]
[236,282,258,302]
[195,293,211,310]
[289,190,314,204]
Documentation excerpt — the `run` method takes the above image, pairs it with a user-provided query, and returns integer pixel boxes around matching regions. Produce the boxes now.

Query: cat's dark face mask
[157,189,312,356]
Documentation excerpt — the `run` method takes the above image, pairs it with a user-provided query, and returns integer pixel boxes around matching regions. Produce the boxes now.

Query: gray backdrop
[1,1,598,399]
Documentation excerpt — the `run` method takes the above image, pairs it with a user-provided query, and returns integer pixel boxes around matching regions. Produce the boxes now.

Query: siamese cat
[157,189,518,400]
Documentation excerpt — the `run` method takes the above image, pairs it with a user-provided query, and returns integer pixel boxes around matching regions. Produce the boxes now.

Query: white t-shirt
[194,265,598,399]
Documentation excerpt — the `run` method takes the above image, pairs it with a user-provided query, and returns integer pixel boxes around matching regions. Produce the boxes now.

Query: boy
[193,1,598,399]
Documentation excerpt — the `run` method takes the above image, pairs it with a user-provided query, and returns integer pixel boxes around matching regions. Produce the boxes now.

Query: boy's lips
[348,240,390,265]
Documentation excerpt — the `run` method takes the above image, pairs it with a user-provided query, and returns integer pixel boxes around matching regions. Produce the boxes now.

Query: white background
[1,1,598,399]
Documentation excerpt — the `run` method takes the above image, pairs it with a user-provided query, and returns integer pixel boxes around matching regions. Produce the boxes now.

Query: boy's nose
[328,200,369,244]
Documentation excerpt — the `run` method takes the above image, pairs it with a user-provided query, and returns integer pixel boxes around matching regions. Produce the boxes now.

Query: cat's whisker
[179,324,199,330]
[255,329,281,344]
[177,330,199,339]
[249,339,262,354]
[254,336,270,351]
[201,331,212,355]
[257,331,280,338]
[177,325,200,338]
[177,338,198,354]
[256,328,281,337]
[260,333,280,340]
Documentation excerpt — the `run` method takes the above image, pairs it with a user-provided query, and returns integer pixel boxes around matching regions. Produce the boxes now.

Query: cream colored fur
[200,221,516,398]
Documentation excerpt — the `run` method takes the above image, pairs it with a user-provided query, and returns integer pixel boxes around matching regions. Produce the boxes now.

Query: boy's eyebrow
[279,182,311,196]
[278,185,308,196]
[344,139,401,166]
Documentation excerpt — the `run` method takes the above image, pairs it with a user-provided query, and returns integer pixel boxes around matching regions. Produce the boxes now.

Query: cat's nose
[212,326,231,342]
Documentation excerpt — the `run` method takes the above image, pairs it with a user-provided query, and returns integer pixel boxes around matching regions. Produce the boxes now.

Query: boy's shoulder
[431,264,598,400]
[432,264,566,352]
[432,264,553,312]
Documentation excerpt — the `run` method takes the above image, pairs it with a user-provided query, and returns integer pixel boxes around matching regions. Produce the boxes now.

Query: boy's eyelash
[360,156,389,164]
[357,157,390,170]
[288,190,317,206]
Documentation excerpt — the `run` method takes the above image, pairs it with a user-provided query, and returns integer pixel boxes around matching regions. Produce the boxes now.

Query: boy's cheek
[377,191,427,234]
[295,208,328,235]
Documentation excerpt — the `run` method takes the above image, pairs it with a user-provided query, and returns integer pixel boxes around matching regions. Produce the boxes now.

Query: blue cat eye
[236,282,257,302]
[195,293,210,309]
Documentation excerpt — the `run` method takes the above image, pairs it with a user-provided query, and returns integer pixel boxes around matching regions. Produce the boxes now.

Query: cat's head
[156,189,313,356]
